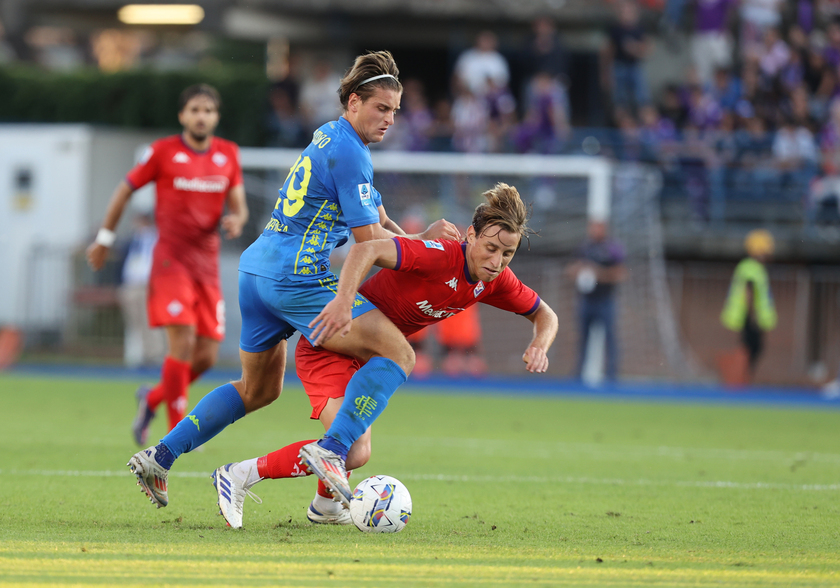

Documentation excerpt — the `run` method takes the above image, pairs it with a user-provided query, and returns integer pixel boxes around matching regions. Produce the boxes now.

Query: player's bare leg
[300,309,412,508]
[307,397,372,524]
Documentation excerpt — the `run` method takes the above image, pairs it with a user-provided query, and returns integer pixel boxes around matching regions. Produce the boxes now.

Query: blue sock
[155,382,246,468]
[323,356,407,454]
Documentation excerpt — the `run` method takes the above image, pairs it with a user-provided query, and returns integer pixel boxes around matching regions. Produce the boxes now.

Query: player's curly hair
[178,83,221,111]
[471,183,535,251]
[338,51,403,110]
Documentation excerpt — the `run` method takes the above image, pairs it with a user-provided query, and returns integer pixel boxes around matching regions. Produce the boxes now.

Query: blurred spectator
[771,114,819,199]
[513,71,569,154]
[710,67,742,112]
[691,0,736,85]
[602,0,652,114]
[395,78,434,152]
[720,229,777,383]
[119,213,165,369]
[266,84,308,148]
[739,0,784,60]
[567,220,627,383]
[451,82,491,153]
[810,98,840,223]
[518,17,569,89]
[660,84,690,128]
[678,123,715,220]
[453,30,511,98]
[708,110,740,221]
[427,98,455,152]
[735,110,774,199]
[299,59,342,132]
[485,77,518,152]
[756,27,791,81]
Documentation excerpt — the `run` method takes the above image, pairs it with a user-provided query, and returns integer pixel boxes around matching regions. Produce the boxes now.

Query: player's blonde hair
[471,183,534,250]
[338,51,403,110]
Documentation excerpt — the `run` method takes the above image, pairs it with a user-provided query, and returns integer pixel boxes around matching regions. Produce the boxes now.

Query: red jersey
[359,237,541,336]
[126,135,243,284]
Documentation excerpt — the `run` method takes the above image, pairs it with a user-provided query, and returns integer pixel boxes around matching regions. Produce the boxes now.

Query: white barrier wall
[0,124,159,329]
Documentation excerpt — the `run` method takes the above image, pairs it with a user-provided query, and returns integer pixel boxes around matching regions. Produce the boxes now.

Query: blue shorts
[238,271,378,353]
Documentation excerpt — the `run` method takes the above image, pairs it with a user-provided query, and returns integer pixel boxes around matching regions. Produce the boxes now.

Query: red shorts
[295,336,361,419]
[147,265,224,341]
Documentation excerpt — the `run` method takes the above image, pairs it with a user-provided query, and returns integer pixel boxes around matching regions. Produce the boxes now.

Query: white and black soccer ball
[349,475,412,533]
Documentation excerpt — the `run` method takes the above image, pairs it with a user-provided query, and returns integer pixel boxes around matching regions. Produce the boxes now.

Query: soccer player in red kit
[86,84,248,445]
[211,183,559,528]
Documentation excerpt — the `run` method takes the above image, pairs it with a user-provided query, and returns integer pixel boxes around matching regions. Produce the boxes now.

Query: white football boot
[298,442,351,509]
[306,494,352,525]
[127,446,169,508]
[212,462,262,529]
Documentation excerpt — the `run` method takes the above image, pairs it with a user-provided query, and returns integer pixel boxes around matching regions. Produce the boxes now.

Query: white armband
[95,228,116,247]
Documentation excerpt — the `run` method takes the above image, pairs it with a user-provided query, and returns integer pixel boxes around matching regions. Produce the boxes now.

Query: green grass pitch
[1,373,839,587]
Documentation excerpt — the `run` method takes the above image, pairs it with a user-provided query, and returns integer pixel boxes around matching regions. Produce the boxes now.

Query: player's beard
[187,129,209,143]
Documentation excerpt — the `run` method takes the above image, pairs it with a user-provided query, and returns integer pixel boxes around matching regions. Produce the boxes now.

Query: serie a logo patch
[358,183,372,204]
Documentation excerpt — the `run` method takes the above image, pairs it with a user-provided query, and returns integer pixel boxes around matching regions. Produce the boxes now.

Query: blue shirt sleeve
[330,145,380,229]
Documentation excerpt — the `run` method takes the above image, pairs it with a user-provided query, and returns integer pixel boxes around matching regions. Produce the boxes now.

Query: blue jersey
[240,117,383,281]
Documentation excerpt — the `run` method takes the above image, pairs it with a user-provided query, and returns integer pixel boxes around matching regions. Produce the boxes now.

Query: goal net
[239,148,697,382]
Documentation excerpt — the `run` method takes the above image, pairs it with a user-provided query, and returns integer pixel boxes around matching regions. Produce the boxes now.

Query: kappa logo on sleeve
[423,240,444,251]
[358,183,372,205]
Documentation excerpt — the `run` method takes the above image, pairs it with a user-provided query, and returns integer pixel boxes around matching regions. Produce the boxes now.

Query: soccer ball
[349,475,412,533]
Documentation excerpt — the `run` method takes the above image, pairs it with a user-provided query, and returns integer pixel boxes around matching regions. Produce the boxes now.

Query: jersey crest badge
[446,277,458,290]
[473,281,485,297]
[173,152,191,164]
[212,152,228,167]
[167,299,184,317]
[423,240,444,251]
[357,183,372,205]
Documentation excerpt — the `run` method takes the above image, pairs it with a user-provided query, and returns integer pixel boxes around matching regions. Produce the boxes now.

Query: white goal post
[240,149,613,222]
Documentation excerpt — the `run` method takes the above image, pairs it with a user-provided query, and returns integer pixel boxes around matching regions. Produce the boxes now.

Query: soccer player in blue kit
[127,50,460,509]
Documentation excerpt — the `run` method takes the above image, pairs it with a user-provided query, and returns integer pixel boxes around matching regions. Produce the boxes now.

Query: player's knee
[394,339,415,375]
[240,379,282,412]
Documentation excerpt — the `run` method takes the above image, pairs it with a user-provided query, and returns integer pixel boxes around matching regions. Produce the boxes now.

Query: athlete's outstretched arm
[309,238,399,346]
[221,184,249,239]
[521,300,559,373]
[86,180,134,271]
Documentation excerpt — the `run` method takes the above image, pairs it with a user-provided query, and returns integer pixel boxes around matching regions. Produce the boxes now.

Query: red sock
[156,356,191,430]
[257,439,317,479]
[317,470,352,498]
[147,364,202,412]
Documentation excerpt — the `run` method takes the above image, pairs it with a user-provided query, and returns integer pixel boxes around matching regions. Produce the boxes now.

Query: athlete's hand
[85,242,109,272]
[309,294,354,346]
[522,346,549,373]
[221,214,246,239]
[421,219,461,242]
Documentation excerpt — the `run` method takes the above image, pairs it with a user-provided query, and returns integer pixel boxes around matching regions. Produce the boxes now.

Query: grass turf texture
[0,374,838,587]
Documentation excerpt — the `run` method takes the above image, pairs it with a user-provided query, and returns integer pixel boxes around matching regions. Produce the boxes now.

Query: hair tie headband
[357,73,398,87]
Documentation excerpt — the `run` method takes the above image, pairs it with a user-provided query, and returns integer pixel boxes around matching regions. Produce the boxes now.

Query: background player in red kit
[212,183,559,528]
[86,83,248,445]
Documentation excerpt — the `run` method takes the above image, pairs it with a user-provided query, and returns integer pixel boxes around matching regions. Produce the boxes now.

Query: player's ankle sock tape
[325,356,407,453]
[159,383,246,459]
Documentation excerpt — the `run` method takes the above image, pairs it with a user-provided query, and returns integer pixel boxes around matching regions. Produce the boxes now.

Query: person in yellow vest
[720,229,777,379]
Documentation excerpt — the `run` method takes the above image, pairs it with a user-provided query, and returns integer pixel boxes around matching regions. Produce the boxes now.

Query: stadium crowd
[263,1,840,225]
[6,1,840,224]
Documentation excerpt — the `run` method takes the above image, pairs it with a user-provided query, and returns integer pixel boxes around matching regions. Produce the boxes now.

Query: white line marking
[2,469,837,491]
